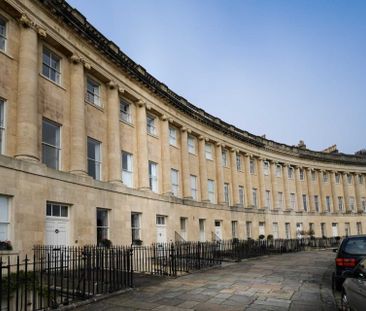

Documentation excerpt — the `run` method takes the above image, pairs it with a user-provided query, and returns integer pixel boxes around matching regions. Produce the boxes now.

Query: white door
[45,219,69,245]
[332,224,338,237]
[156,215,167,244]
[214,221,222,240]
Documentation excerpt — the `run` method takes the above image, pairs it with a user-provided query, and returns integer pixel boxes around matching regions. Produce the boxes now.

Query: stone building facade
[0,0,366,255]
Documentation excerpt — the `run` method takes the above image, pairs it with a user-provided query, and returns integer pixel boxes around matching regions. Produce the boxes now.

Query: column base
[138,187,151,192]
[15,154,39,162]
[183,196,193,200]
[69,170,88,176]
[109,179,123,185]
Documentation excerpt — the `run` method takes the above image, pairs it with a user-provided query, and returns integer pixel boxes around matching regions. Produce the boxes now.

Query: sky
[67,0,366,154]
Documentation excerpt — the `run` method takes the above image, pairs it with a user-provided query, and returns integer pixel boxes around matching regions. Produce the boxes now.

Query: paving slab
[76,250,337,311]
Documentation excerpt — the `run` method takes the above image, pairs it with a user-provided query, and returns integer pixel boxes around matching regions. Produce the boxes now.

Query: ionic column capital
[70,54,83,64]
[160,114,168,121]
[107,80,118,90]
[181,127,187,133]
[19,14,35,28]
[136,99,145,108]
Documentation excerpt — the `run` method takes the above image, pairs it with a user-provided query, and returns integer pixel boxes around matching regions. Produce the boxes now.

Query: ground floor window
[345,222,351,236]
[246,221,252,239]
[285,223,291,239]
[131,213,141,244]
[46,202,68,218]
[272,222,279,239]
[0,195,10,241]
[199,219,205,242]
[258,222,265,237]
[96,208,109,245]
[231,221,238,239]
[357,222,363,235]
[180,217,187,241]
[321,223,326,238]
[332,223,338,237]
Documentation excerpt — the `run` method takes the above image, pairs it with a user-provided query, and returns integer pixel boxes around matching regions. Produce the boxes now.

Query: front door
[156,215,167,244]
[214,220,222,240]
[45,203,70,245]
[332,223,338,237]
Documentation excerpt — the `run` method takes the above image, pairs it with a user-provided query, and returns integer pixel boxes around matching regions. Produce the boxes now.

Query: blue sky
[67,0,366,154]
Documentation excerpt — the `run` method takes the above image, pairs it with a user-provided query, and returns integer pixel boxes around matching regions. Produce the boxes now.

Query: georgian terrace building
[1,0,366,255]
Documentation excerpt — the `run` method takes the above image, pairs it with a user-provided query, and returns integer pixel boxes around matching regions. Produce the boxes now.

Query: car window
[343,238,366,255]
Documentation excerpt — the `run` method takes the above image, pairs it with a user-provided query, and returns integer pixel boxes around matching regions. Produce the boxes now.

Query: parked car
[332,235,366,291]
[340,257,366,311]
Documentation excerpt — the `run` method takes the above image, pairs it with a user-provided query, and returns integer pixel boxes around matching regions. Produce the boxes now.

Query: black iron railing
[1,246,133,311]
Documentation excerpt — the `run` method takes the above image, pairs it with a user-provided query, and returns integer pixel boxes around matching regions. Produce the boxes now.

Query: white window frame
[357,222,363,235]
[46,202,69,219]
[314,195,319,212]
[290,193,296,210]
[259,222,265,236]
[187,135,196,154]
[362,197,366,212]
[169,126,177,146]
[288,166,293,179]
[0,15,7,52]
[347,174,352,184]
[349,196,355,211]
[0,195,10,241]
[272,222,279,239]
[263,161,270,176]
[224,183,230,204]
[323,172,329,183]
[208,179,215,203]
[277,191,283,210]
[180,217,187,240]
[302,194,307,211]
[275,164,282,177]
[199,219,206,242]
[86,77,101,106]
[338,196,344,212]
[42,118,61,170]
[171,168,179,196]
[120,99,132,124]
[149,161,158,193]
[335,173,340,184]
[231,221,238,239]
[131,212,141,243]
[285,223,291,239]
[96,208,109,244]
[250,159,255,174]
[190,175,197,200]
[122,151,133,187]
[0,99,5,155]
[87,137,102,180]
[246,221,252,239]
[326,196,331,212]
[252,188,257,208]
[42,47,61,85]
[222,149,228,167]
[265,190,271,209]
[239,186,244,206]
[299,169,304,181]
[205,143,213,160]
[146,114,157,135]
[236,154,242,171]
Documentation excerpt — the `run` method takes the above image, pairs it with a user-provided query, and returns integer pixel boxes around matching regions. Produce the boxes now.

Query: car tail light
[336,258,357,267]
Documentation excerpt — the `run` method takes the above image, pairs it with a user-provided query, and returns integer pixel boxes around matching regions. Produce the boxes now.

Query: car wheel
[332,273,343,291]
[340,290,351,311]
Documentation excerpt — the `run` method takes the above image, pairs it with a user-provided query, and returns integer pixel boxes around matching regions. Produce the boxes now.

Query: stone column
[354,173,361,212]
[306,168,315,212]
[330,171,338,213]
[215,143,225,204]
[342,172,350,212]
[106,81,121,183]
[136,100,149,190]
[244,154,253,207]
[282,164,290,210]
[181,128,191,198]
[15,16,40,162]
[270,161,277,210]
[69,55,87,175]
[295,167,302,212]
[198,136,208,202]
[317,170,325,213]
[230,148,239,206]
[258,157,266,209]
[160,115,171,195]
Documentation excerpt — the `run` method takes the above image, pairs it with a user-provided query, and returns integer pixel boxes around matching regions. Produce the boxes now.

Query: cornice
[35,0,366,167]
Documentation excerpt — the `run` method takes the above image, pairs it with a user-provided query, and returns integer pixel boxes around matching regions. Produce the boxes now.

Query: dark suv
[333,235,366,291]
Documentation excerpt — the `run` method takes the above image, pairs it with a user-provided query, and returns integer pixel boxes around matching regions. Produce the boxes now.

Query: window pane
[46,203,52,216]
[97,209,108,227]
[0,224,8,241]
[52,205,60,217]
[61,206,68,217]
[42,145,59,169]
[43,49,50,66]
[0,196,8,222]
[97,228,108,242]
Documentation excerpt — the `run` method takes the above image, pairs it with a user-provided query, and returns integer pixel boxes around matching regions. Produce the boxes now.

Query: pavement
[76,250,337,311]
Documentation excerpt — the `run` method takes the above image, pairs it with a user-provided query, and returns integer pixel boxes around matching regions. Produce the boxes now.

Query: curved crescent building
[0,0,365,255]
